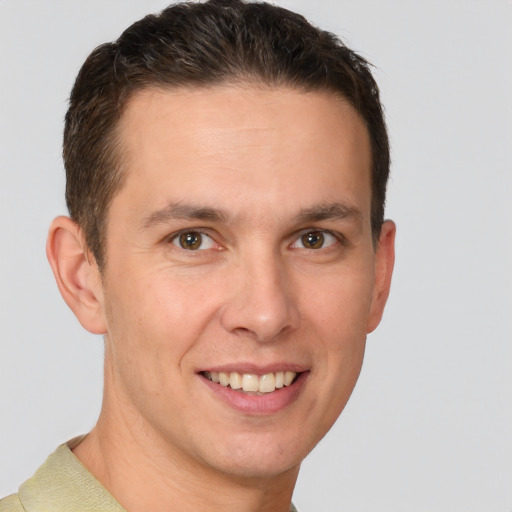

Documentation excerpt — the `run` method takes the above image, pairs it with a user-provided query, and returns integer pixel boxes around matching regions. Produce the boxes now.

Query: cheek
[101,274,212,423]
[301,266,373,409]
[303,264,375,337]
[104,270,222,372]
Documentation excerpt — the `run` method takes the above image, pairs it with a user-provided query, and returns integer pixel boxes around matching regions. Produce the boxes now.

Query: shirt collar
[19,437,126,512]
[19,438,299,512]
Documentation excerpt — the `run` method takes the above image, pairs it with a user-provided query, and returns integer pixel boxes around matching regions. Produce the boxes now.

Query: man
[0,0,394,511]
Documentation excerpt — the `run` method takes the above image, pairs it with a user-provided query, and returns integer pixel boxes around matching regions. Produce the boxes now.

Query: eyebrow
[294,202,362,225]
[141,202,229,229]
[141,200,362,230]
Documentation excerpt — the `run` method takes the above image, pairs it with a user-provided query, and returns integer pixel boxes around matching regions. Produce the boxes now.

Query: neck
[73,367,299,512]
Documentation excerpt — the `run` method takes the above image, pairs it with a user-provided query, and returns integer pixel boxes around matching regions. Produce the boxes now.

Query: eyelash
[169,230,218,251]
[167,228,345,252]
[290,229,345,251]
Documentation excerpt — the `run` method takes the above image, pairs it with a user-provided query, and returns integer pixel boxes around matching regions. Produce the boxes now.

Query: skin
[47,84,395,512]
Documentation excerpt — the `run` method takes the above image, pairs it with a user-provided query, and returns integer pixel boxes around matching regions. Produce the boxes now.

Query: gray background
[1,1,511,511]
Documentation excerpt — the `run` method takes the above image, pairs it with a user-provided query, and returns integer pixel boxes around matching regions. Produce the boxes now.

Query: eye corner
[290,229,344,251]
[169,230,218,251]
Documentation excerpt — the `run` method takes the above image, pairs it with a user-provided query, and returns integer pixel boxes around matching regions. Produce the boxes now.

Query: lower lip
[200,372,309,415]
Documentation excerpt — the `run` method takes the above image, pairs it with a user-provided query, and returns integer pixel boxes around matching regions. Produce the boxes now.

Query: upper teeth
[204,371,296,393]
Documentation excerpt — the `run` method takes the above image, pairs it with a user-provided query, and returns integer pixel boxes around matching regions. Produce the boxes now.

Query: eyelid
[164,227,345,251]
[167,228,220,251]
[289,228,345,250]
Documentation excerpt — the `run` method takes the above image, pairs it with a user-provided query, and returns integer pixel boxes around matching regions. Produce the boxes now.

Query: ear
[46,216,107,335]
[367,220,396,333]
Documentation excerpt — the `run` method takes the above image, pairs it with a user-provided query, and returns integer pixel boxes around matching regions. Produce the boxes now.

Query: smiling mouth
[202,370,298,394]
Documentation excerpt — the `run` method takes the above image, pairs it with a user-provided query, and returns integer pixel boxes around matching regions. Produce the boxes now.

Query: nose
[220,253,300,343]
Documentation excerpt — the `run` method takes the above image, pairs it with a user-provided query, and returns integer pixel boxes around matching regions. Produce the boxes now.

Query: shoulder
[0,494,23,512]
[1,438,127,512]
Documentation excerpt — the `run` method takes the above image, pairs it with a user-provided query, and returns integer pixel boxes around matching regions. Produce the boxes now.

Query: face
[97,85,392,481]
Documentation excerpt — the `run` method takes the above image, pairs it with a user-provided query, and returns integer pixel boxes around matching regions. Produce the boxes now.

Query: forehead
[114,84,372,223]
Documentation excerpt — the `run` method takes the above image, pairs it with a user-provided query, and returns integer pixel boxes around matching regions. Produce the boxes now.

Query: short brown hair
[64,0,390,270]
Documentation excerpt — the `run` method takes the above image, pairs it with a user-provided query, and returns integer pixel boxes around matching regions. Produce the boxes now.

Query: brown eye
[172,231,213,251]
[171,230,216,251]
[301,231,325,249]
[180,232,201,249]
[291,230,339,250]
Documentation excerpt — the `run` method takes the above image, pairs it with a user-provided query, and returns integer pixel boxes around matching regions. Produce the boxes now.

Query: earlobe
[366,220,396,333]
[46,216,107,335]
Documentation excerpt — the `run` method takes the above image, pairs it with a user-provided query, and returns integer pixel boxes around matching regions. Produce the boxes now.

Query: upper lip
[197,362,308,375]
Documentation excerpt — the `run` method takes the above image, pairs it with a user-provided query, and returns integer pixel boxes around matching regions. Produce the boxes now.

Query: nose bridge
[220,244,299,342]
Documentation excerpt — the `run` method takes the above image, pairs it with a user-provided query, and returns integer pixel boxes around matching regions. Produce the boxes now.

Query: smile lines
[203,370,297,394]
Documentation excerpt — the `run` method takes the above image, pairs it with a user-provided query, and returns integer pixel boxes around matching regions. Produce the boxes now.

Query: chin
[197,431,311,481]
[214,455,301,481]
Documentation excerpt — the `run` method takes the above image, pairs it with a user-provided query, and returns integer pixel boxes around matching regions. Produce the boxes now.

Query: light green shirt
[0,439,299,512]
